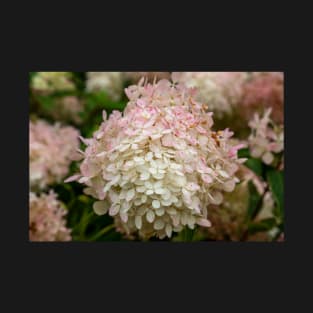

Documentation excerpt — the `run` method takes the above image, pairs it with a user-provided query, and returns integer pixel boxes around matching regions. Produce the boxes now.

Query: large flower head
[29,190,71,241]
[30,119,80,190]
[172,72,248,118]
[67,77,244,239]
[86,72,123,101]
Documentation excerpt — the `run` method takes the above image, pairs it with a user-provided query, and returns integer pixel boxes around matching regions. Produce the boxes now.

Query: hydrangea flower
[66,77,244,239]
[48,96,83,125]
[248,108,284,165]
[86,72,123,101]
[29,191,71,241]
[241,72,284,124]
[172,72,248,118]
[123,72,171,83]
[30,119,80,190]
[31,72,75,93]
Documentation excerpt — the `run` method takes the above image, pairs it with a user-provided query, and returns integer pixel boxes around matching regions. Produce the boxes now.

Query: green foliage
[246,181,263,221]
[248,218,277,235]
[266,169,284,219]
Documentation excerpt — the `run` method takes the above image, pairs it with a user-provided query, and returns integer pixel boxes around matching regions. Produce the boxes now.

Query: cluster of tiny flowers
[248,108,284,165]
[123,72,171,83]
[31,72,76,93]
[241,72,284,124]
[172,72,248,118]
[30,119,80,189]
[29,191,71,241]
[86,72,123,101]
[66,76,244,239]
[50,96,83,124]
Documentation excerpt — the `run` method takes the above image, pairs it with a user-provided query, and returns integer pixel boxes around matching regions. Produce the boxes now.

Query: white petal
[146,189,154,195]
[149,167,157,175]
[154,219,165,230]
[155,188,165,194]
[197,218,212,227]
[120,212,128,223]
[119,144,130,152]
[155,208,165,216]
[165,224,172,237]
[187,215,196,228]
[210,191,223,205]
[152,172,164,179]
[135,216,142,229]
[161,199,172,206]
[219,170,229,178]
[181,213,188,225]
[262,152,274,165]
[136,186,146,193]
[144,181,153,189]
[145,152,153,161]
[223,180,236,192]
[146,210,155,223]
[93,201,109,215]
[140,171,150,180]
[126,189,135,201]
[109,204,120,216]
[152,200,161,209]
[161,189,171,200]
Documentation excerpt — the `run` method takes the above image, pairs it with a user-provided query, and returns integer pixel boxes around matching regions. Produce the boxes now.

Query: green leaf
[245,158,263,177]
[266,169,284,218]
[237,148,250,158]
[248,218,277,235]
[246,181,262,221]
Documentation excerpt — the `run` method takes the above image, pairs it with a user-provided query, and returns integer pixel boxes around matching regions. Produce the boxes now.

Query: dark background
[2,2,309,311]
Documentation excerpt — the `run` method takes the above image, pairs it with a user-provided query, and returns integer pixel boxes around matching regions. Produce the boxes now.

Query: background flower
[30,119,80,190]
[86,72,123,101]
[31,72,76,94]
[172,72,248,118]
[29,190,71,241]
[241,72,284,124]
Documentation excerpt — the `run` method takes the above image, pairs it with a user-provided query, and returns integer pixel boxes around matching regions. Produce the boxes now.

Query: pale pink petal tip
[197,218,212,228]
[64,174,81,183]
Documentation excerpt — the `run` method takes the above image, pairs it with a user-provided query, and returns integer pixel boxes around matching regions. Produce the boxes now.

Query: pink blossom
[30,119,80,189]
[29,190,71,241]
[66,77,244,239]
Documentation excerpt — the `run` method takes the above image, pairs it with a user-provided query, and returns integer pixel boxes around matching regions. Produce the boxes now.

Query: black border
[4,10,307,309]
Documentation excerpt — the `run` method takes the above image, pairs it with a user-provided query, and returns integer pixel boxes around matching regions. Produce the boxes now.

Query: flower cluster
[241,72,284,124]
[248,108,284,165]
[30,119,80,189]
[172,72,248,118]
[31,72,76,93]
[123,72,171,83]
[49,96,83,124]
[86,72,123,101]
[66,77,244,239]
[29,191,71,241]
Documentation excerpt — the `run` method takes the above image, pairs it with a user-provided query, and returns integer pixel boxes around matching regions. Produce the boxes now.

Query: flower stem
[88,224,115,241]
